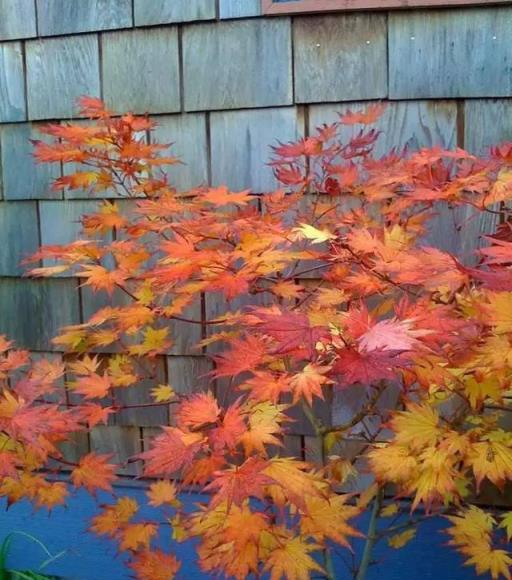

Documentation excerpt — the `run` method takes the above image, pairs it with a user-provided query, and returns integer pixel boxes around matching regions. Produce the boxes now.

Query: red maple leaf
[333,348,406,387]
[204,457,274,508]
[213,335,267,378]
[140,427,203,477]
[248,307,329,359]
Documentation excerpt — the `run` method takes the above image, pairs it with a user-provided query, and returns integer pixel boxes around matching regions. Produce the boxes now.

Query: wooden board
[150,114,209,191]
[102,28,180,115]
[219,0,261,18]
[36,0,132,36]
[0,42,26,122]
[0,0,36,41]
[26,35,100,120]
[293,13,387,104]
[389,7,512,98]
[90,425,142,476]
[39,200,109,275]
[309,100,458,156]
[464,99,512,154]
[114,356,169,427]
[0,278,80,351]
[183,18,292,111]
[134,0,216,26]
[0,123,61,200]
[0,202,39,276]
[210,107,303,192]
[167,356,213,395]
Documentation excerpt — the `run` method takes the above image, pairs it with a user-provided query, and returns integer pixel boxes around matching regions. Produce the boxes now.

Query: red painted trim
[262,0,511,15]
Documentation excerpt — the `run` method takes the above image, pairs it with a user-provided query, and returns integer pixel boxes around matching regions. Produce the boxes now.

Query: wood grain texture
[219,0,261,18]
[36,0,132,36]
[183,18,292,111]
[0,42,26,122]
[39,200,112,274]
[309,100,458,156]
[0,278,80,351]
[26,35,100,120]
[90,425,142,476]
[167,298,203,355]
[39,200,103,247]
[57,432,90,466]
[464,99,512,154]
[204,290,273,354]
[134,0,215,25]
[0,123,61,200]
[389,7,512,98]
[308,100,491,258]
[0,0,36,40]
[167,356,213,394]
[210,107,303,192]
[0,202,39,276]
[293,13,387,104]
[114,356,169,427]
[102,28,180,114]
[151,114,208,191]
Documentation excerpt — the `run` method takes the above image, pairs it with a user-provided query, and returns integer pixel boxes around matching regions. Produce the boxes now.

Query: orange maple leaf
[129,550,180,580]
[71,453,117,493]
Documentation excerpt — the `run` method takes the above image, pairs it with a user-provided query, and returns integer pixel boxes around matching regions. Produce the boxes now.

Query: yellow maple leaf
[392,404,441,451]
[129,327,172,356]
[300,494,361,548]
[147,480,179,507]
[500,512,512,542]
[388,528,416,549]
[467,434,512,489]
[151,384,176,403]
[381,503,400,517]
[292,223,336,244]
[119,523,157,551]
[486,292,512,334]
[263,533,324,580]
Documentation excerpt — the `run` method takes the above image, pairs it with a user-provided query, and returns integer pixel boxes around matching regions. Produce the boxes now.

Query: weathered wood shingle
[0,278,80,350]
[0,0,36,41]
[308,100,457,156]
[134,0,216,25]
[39,200,109,273]
[0,202,39,276]
[90,425,142,475]
[465,99,512,154]
[36,0,133,36]
[26,35,100,120]
[0,123,60,200]
[219,0,261,18]
[0,42,26,122]
[389,7,512,99]
[102,28,180,114]
[293,14,387,104]
[151,114,208,191]
[114,357,169,427]
[210,107,302,192]
[183,19,292,111]
[167,356,213,395]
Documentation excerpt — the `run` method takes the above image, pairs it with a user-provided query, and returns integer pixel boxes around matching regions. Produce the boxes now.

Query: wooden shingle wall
[0,0,511,466]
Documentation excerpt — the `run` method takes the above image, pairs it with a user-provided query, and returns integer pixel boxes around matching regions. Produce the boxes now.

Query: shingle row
[1,8,512,124]
[0,0,258,41]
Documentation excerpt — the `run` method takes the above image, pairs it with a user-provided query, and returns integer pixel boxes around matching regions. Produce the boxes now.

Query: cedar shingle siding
[0,0,510,456]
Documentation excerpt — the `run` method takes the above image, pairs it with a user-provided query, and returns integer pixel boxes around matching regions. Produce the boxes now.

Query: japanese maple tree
[1,96,511,578]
